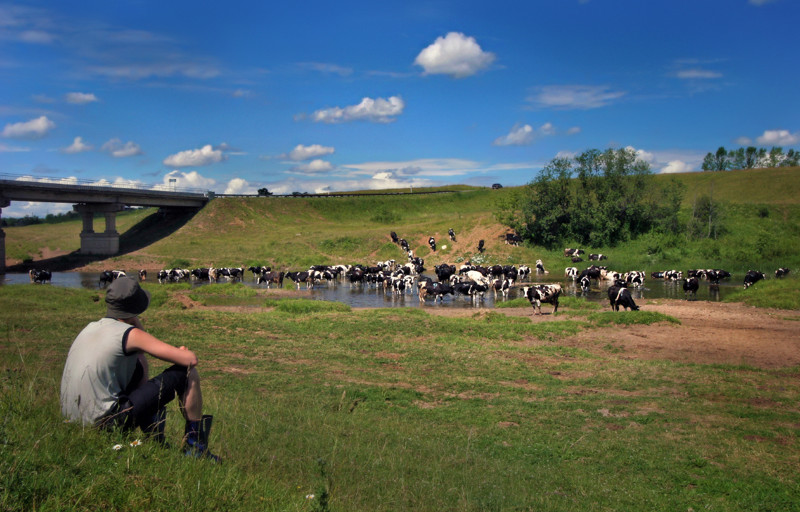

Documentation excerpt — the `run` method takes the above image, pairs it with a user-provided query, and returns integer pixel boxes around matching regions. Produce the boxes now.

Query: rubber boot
[142,407,168,446]
[183,415,220,462]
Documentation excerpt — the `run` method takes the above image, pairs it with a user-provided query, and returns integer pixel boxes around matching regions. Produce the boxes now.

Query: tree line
[701,146,799,171]
[495,148,685,249]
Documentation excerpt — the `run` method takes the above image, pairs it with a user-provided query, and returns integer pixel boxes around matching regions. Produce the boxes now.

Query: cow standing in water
[683,277,699,298]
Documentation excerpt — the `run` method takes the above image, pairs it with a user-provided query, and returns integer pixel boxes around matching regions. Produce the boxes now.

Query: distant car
[491,183,503,189]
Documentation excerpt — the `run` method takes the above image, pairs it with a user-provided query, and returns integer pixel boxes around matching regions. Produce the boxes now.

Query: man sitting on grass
[60,277,219,461]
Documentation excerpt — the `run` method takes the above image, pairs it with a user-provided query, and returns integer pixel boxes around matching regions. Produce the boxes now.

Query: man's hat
[105,277,151,319]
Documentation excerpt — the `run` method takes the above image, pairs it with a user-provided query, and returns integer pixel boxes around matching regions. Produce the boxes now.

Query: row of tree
[701,146,799,171]
[495,148,685,249]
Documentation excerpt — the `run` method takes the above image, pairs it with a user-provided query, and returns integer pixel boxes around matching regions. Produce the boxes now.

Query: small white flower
[112,444,123,451]
[305,494,315,500]
[442,245,447,250]
[129,439,142,447]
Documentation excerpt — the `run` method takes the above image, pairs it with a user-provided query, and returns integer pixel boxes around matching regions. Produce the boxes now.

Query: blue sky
[1,0,798,217]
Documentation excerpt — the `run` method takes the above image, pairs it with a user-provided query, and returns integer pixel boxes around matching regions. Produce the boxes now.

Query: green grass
[2,285,799,511]
[724,275,800,310]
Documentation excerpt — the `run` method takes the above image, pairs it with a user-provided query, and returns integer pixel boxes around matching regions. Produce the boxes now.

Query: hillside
[3,166,800,274]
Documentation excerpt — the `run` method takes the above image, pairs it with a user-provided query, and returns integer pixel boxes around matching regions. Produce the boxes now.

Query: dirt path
[422,300,800,369]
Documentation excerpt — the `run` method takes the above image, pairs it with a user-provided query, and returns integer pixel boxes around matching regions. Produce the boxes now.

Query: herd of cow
[24,236,792,316]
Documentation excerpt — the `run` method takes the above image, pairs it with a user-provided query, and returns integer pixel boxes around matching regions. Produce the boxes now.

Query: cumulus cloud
[102,138,143,157]
[224,177,257,195]
[494,124,534,146]
[756,129,799,146]
[0,142,30,152]
[566,126,582,135]
[660,160,693,174]
[2,115,55,138]
[311,96,405,124]
[61,136,92,154]
[65,92,99,104]
[735,136,753,146]
[414,32,495,78]
[527,85,626,110]
[163,144,224,167]
[159,170,216,190]
[627,146,655,164]
[289,159,334,174]
[286,144,335,161]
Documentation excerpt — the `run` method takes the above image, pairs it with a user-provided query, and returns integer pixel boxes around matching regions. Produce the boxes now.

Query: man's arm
[126,328,199,367]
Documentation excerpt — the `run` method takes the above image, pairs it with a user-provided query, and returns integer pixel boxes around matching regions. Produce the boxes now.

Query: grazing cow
[775,267,790,278]
[683,277,699,297]
[563,248,584,257]
[477,240,485,253]
[157,270,169,283]
[521,284,562,315]
[504,233,522,246]
[579,265,602,283]
[572,256,583,263]
[138,269,147,281]
[448,228,456,242]
[608,281,639,311]
[535,259,547,273]
[99,270,126,286]
[624,271,645,288]
[390,231,399,244]
[398,238,409,252]
[503,265,519,282]
[579,275,591,293]
[258,271,285,288]
[565,267,579,280]
[589,253,607,261]
[743,270,766,289]
[28,269,52,284]
[428,237,436,252]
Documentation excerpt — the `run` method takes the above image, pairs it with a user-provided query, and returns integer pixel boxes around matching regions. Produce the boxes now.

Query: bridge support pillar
[74,203,124,255]
[0,199,8,274]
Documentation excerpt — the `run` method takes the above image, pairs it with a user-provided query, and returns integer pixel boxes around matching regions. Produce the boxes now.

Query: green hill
[3,167,800,274]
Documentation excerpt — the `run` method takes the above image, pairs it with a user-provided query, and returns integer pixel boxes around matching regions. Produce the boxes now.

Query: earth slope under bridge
[0,176,208,272]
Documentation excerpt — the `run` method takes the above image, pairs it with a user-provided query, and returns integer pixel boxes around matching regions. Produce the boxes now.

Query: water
[2,271,741,309]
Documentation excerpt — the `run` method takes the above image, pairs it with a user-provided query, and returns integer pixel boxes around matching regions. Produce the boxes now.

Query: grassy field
[2,284,799,511]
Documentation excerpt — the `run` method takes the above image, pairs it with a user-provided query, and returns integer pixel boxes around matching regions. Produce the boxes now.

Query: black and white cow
[683,276,699,297]
[191,268,211,281]
[518,265,531,279]
[579,265,602,283]
[743,270,766,289]
[608,281,639,311]
[138,269,147,281]
[419,280,454,302]
[535,259,547,273]
[579,274,591,293]
[491,278,513,298]
[28,269,52,284]
[564,248,584,258]
[398,238,410,252]
[428,236,436,252]
[521,284,562,315]
[565,267,579,280]
[589,253,607,261]
[624,271,645,288]
[286,271,312,289]
[99,270,126,286]
[775,267,790,279]
[435,264,456,282]
[454,281,488,300]
[664,270,683,281]
[448,228,456,242]
[257,271,285,288]
[504,233,522,246]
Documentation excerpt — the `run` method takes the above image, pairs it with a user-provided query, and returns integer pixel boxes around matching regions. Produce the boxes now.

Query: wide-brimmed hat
[105,277,151,319]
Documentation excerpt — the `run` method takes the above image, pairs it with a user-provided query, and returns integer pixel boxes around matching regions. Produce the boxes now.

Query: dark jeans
[97,364,189,431]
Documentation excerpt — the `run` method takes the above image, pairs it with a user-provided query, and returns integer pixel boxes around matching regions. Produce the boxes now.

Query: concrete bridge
[0,177,209,273]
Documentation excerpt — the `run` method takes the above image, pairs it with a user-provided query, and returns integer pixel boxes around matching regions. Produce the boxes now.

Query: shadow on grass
[6,208,198,272]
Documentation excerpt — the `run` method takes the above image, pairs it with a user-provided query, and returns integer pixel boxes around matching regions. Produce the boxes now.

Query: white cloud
[676,69,722,79]
[566,126,582,135]
[660,160,693,174]
[19,30,54,44]
[102,138,143,157]
[61,136,92,154]
[289,159,334,174]
[342,158,483,178]
[0,142,30,152]
[414,32,496,78]
[756,129,799,146]
[2,115,55,138]
[163,144,223,167]
[627,146,655,164]
[311,96,405,124]
[65,92,99,104]
[494,124,534,146]
[224,178,256,195]
[749,0,777,5]
[3,201,71,218]
[159,170,216,190]
[297,62,353,77]
[286,144,335,161]
[735,136,753,146]
[527,85,626,110]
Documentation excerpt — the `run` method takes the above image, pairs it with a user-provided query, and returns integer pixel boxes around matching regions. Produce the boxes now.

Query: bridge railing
[0,173,209,196]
